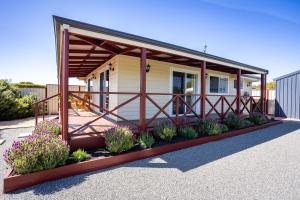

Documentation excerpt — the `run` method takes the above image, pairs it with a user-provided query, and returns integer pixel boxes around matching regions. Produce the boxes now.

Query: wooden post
[201,61,206,120]
[139,48,147,132]
[236,69,241,116]
[61,28,69,141]
[260,73,266,114]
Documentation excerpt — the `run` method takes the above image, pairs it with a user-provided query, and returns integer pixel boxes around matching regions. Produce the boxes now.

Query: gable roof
[53,15,268,75]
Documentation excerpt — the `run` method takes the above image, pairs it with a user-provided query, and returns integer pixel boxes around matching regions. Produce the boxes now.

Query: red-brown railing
[34,91,264,136]
[34,93,60,125]
[64,91,264,136]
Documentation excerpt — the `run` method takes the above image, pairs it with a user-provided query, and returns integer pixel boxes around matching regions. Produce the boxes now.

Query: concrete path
[1,121,300,200]
[0,115,58,130]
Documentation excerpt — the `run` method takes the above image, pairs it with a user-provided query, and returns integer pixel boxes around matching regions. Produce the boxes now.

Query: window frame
[234,79,244,90]
[207,74,229,95]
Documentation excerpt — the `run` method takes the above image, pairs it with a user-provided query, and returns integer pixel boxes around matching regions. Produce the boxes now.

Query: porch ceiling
[67,34,257,77]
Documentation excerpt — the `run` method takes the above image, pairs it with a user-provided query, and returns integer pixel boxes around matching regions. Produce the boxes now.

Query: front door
[172,71,197,115]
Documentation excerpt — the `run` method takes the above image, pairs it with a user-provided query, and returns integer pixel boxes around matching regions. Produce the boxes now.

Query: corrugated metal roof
[53,15,268,74]
[274,69,300,81]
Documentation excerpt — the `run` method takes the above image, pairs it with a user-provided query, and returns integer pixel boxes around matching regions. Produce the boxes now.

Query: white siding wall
[88,55,255,121]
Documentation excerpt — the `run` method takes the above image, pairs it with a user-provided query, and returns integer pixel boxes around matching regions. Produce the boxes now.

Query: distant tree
[254,81,275,90]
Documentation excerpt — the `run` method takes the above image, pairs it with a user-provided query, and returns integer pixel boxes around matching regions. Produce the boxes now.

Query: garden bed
[3,120,282,193]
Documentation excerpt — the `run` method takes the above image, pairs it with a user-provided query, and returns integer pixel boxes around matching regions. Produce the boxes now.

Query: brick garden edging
[3,120,282,193]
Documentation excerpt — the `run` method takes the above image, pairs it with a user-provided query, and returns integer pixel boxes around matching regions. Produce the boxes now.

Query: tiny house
[48,16,268,149]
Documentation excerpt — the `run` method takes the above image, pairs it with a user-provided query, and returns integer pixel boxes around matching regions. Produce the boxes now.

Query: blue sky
[0,0,299,84]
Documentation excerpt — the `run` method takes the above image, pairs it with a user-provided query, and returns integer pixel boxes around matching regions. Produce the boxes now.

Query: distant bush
[138,132,155,149]
[154,122,177,141]
[3,133,69,174]
[248,112,268,125]
[179,126,198,139]
[0,79,37,120]
[13,82,46,88]
[71,149,91,162]
[33,119,61,135]
[105,126,135,153]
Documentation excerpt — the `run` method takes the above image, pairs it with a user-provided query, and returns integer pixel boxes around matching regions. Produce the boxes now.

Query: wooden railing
[34,93,60,125]
[63,91,264,136]
[34,91,264,135]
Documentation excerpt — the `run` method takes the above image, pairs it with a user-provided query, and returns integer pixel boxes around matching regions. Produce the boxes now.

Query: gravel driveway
[1,121,300,200]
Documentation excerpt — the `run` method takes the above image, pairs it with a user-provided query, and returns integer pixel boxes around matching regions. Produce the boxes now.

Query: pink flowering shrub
[33,119,61,135]
[3,133,69,174]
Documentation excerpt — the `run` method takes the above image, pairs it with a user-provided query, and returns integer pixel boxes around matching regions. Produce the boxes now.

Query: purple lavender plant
[3,132,69,174]
[33,119,61,135]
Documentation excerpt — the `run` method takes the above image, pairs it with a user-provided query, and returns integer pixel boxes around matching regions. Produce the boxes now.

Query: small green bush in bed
[3,133,69,174]
[138,132,155,149]
[248,112,268,125]
[197,120,223,136]
[105,126,135,153]
[220,124,229,133]
[223,114,246,129]
[154,122,177,141]
[71,149,91,162]
[179,126,198,139]
[243,119,255,128]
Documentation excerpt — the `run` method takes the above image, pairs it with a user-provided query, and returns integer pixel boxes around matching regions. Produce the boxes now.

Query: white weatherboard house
[52,16,268,144]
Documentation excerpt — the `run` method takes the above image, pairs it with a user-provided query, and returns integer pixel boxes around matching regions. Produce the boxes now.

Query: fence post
[35,103,38,126]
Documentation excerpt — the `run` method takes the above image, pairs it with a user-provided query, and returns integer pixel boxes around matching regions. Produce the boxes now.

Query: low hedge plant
[71,149,91,162]
[196,120,223,136]
[138,132,155,149]
[105,126,135,153]
[3,133,69,174]
[223,114,246,130]
[154,122,177,141]
[179,126,198,139]
[248,112,268,125]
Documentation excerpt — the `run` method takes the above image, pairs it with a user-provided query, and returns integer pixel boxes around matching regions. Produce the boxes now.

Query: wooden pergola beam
[69,49,110,54]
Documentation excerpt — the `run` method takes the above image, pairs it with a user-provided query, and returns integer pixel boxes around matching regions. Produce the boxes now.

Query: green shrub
[223,114,245,129]
[33,119,61,135]
[248,112,268,125]
[138,132,155,149]
[196,120,223,136]
[3,133,69,174]
[154,122,177,141]
[179,126,198,139]
[0,79,37,120]
[71,149,91,162]
[105,126,135,153]
[243,119,255,127]
[220,124,229,133]
[13,82,45,88]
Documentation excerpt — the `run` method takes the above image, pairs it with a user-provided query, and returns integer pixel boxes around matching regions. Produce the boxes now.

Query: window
[234,80,243,89]
[209,76,228,93]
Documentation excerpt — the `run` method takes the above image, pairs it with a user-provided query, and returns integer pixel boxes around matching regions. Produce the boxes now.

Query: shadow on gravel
[125,121,300,172]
